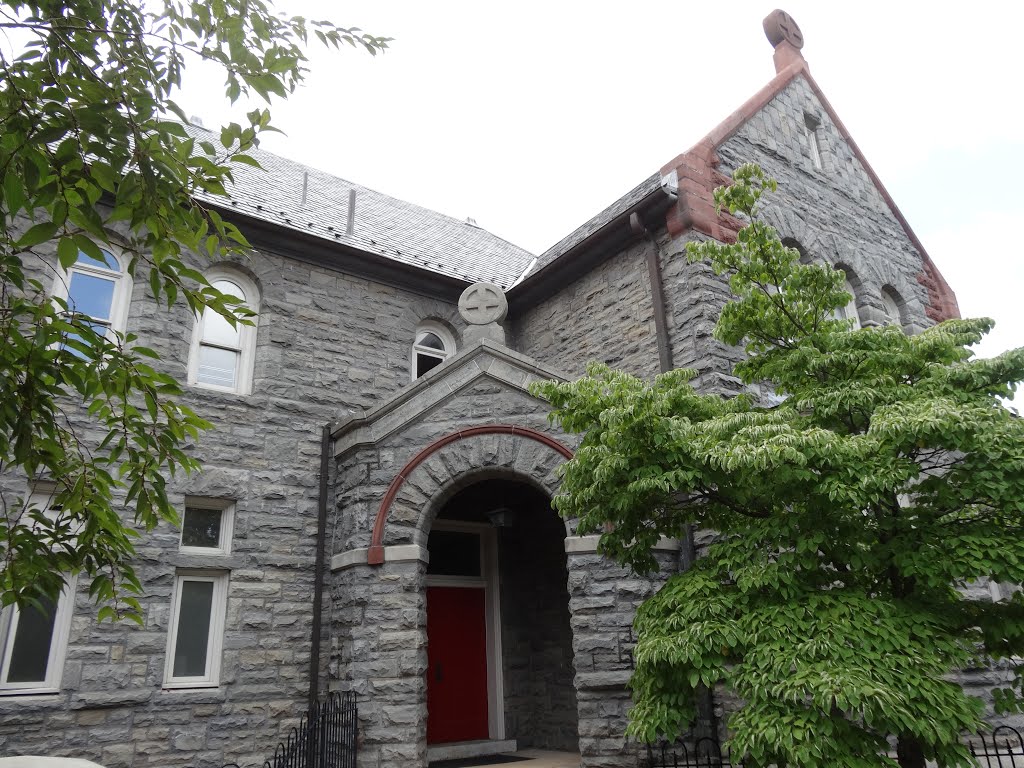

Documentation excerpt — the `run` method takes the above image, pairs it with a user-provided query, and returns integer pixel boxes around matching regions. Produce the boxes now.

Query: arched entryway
[425,477,579,756]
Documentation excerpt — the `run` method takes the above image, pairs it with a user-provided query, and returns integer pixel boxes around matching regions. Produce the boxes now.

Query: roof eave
[506,185,675,313]
[213,203,472,301]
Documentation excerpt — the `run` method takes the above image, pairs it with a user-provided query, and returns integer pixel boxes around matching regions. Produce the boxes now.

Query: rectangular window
[803,112,823,170]
[179,498,234,555]
[0,576,77,694]
[164,572,228,688]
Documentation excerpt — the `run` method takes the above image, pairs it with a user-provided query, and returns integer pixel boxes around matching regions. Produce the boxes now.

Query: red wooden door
[426,586,489,744]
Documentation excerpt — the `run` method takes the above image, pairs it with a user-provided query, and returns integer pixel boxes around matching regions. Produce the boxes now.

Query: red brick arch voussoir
[366,424,574,565]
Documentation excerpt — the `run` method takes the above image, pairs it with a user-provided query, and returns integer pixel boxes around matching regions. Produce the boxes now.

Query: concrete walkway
[462,751,580,768]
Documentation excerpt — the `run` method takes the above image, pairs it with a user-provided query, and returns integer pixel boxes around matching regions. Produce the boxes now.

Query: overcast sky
[178,1,1022,362]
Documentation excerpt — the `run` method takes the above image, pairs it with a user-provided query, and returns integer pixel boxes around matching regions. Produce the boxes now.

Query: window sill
[162,681,220,691]
[189,381,250,397]
[0,687,61,697]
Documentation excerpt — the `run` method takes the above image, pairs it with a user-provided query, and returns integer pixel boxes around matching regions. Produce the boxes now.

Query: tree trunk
[896,734,926,768]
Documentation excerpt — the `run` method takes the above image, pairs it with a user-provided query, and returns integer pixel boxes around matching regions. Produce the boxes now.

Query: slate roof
[527,172,663,276]
[189,126,536,290]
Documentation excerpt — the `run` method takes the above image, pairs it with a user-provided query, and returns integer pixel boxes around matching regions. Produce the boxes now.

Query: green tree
[0,0,387,620]
[534,165,1024,767]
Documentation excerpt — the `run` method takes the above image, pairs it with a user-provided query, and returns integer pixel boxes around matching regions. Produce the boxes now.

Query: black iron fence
[968,725,1024,767]
[645,724,1024,768]
[645,734,732,767]
[263,691,358,768]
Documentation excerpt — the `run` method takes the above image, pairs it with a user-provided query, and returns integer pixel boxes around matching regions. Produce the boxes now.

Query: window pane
[181,508,222,549]
[6,596,58,683]
[427,530,481,577]
[882,293,901,325]
[201,307,241,348]
[172,581,214,678]
[67,271,115,321]
[212,279,243,299]
[416,353,443,378]
[75,249,119,271]
[197,345,239,389]
[416,332,444,350]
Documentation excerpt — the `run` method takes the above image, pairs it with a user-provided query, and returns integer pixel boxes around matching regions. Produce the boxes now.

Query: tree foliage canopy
[0,0,386,620]
[534,165,1024,767]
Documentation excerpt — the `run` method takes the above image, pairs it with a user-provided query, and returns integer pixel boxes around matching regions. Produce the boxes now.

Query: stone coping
[564,535,680,554]
[331,544,428,571]
[331,338,568,458]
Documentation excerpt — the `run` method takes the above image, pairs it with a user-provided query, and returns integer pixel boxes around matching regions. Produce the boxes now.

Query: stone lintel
[564,535,680,554]
[331,544,429,571]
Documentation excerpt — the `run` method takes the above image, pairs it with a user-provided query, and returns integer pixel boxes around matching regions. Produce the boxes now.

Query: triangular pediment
[331,338,567,458]
[659,60,958,321]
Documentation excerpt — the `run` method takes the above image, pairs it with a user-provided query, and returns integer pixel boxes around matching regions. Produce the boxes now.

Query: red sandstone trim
[366,424,574,565]
[661,60,807,243]
[659,59,960,322]
[798,75,960,321]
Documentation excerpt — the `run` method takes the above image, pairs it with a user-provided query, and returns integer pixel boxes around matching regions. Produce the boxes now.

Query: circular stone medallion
[763,9,804,50]
[458,282,508,325]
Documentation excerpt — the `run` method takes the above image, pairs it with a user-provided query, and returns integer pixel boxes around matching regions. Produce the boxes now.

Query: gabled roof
[189,126,535,290]
[511,22,958,323]
[529,172,663,274]
[657,42,960,322]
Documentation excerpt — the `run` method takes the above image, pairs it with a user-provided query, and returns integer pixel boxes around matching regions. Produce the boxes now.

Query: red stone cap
[763,9,807,74]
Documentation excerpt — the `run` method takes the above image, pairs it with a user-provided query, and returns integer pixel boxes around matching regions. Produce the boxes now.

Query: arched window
[188,272,259,394]
[411,322,455,380]
[879,287,905,329]
[833,279,861,329]
[53,247,132,338]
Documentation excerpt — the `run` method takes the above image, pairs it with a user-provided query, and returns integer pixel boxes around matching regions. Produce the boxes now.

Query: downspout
[629,211,698,566]
[629,211,712,729]
[309,423,332,713]
[630,212,673,376]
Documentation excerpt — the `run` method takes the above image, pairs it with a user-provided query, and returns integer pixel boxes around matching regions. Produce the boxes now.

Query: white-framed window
[179,498,235,556]
[188,271,259,395]
[411,321,456,380]
[164,571,228,688]
[0,490,77,695]
[52,246,132,339]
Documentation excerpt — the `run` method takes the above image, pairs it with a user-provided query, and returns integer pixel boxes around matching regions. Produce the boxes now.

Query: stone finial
[458,281,508,345]
[763,9,807,74]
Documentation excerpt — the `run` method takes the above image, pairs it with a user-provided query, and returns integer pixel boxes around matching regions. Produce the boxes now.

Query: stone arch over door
[367,424,574,563]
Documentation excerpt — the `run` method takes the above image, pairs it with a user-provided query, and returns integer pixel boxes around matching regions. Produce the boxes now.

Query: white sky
[178,1,1022,362]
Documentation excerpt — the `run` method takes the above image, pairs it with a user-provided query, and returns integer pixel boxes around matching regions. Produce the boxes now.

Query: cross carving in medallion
[458,282,508,326]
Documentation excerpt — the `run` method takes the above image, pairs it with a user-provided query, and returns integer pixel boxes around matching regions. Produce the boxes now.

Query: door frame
[426,520,505,741]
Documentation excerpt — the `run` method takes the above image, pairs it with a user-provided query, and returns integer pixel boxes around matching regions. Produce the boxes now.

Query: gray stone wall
[513,240,661,380]
[499,511,577,751]
[329,380,576,768]
[568,549,679,768]
[330,559,427,768]
[652,76,941,402]
[656,229,745,397]
[713,76,934,335]
[0,236,464,767]
[334,382,568,555]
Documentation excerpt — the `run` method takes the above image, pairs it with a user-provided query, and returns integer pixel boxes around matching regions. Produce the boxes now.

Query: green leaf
[16,221,58,249]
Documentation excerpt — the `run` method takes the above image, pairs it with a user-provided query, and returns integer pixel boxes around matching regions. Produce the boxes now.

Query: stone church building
[0,12,964,768]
